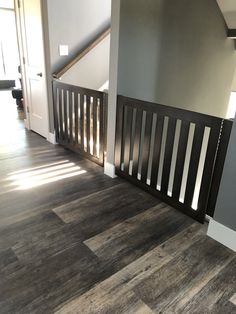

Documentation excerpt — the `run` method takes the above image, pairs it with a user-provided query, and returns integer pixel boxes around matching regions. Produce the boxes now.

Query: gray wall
[46,0,111,73]
[43,0,111,131]
[213,117,236,231]
[118,0,236,118]
[106,0,121,165]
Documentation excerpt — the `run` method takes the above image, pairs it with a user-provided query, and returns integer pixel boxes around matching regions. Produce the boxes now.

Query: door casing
[14,0,50,139]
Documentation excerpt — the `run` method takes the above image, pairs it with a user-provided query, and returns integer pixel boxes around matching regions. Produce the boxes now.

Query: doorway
[0,2,20,85]
[0,0,25,152]
[0,0,51,152]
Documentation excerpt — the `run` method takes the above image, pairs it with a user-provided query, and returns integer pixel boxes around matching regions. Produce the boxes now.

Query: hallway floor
[0,91,235,314]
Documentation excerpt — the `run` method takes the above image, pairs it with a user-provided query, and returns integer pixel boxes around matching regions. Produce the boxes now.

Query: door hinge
[27,106,30,113]
[18,0,21,9]
[22,56,26,65]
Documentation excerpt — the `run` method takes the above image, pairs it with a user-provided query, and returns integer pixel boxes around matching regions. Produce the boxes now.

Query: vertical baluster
[74,91,79,146]
[141,111,153,184]
[198,122,222,218]
[93,97,97,157]
[184,124,205,208]
[115,99,124,171]
[69,91,73,144]
[53,86,59,141]
[99,97,104,164]
[63,89,68,142]
[123,106,133,174]
[150,115,164,188]
[86,95,91,154]
[132,108,143,178]
[161,117,177,194]
[172,120,190,201]
[59,88,64,141]
[80,94,84,149]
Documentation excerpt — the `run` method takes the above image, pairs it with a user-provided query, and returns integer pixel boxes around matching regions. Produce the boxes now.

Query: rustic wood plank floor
[0,91,235,313]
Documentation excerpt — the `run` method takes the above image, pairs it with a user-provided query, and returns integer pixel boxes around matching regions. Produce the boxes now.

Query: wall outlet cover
[59,45,69,56]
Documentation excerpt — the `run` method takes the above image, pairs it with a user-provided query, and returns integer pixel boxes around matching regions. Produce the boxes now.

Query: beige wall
[61,35,110,90]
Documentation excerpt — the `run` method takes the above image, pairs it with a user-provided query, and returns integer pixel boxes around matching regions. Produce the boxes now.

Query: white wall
[61,35,110,90]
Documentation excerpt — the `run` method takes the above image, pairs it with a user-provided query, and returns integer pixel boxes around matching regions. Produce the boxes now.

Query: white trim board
[104,162,117,178]
[207,219,236,252]
[47,132,57,145]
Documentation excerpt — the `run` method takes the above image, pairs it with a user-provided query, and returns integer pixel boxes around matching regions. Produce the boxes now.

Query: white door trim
[207,219,236,252]
[14,0,50,139]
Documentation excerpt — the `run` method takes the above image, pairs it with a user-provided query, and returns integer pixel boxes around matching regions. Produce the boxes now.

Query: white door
[15,0,49,138]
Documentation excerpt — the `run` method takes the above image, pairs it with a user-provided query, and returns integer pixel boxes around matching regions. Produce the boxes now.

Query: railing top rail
[53,80,105,98]
[53,26,111,80]
[117,95,232,128]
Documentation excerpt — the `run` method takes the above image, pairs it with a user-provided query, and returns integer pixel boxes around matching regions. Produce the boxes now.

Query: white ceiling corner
[216,0,236,29]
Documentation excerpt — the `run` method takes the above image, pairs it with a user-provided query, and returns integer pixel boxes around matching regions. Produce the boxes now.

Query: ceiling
[217,0,236,29]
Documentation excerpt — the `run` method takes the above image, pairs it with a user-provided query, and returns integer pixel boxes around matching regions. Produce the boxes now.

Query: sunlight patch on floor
[6,160,87,190]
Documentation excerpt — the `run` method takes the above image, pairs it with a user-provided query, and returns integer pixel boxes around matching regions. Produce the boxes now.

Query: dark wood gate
[53,80,107,166]
[115,95,232,223]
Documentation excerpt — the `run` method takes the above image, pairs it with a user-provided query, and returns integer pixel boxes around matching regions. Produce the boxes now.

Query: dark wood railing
[115,95,232,223]
[53,81,107,165]
[53,27,110,79]
[206,119,233,217]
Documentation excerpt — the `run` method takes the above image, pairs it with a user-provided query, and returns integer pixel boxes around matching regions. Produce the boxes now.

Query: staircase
[53,27,110,91]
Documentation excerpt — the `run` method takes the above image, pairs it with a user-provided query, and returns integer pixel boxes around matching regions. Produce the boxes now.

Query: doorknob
[37,72,43,77]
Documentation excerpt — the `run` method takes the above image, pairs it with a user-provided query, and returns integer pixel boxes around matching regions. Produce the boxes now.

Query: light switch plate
[59,45,69,56]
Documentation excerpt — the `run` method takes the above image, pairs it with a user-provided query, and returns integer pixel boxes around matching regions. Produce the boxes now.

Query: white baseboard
[24,118,29,130]
[207,219,236,252]
[104,162,117,178]
[47,132,57,145]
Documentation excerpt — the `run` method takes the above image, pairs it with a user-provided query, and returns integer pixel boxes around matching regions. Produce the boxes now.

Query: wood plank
[56,287,154,314]
[181,257,236,313]
[133,237,235,313]
[53,182,160,239]
[84,204,193,271]
[55,223,204,314]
